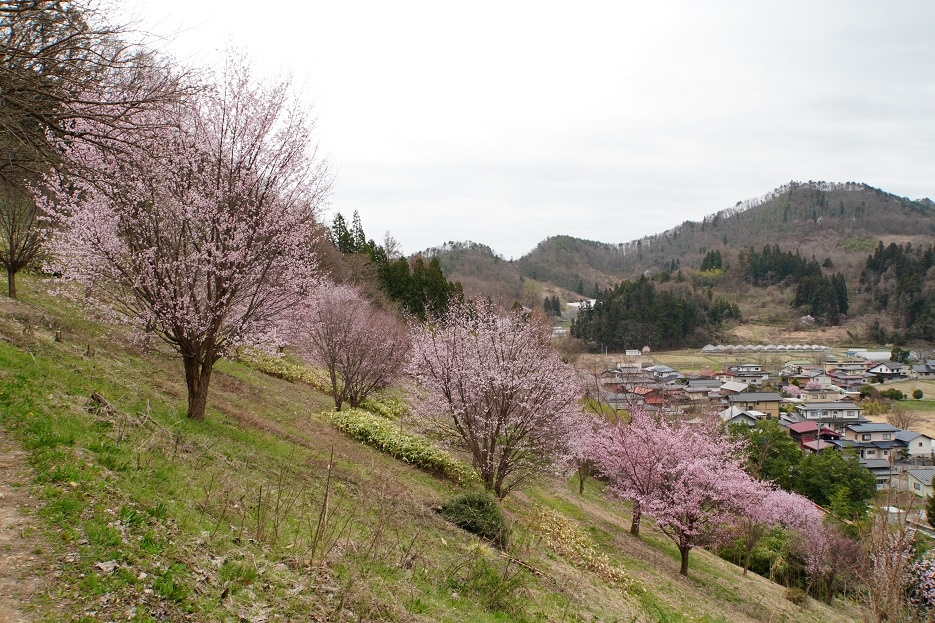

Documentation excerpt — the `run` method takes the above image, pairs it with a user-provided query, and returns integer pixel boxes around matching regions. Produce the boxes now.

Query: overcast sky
[127,1,935,260]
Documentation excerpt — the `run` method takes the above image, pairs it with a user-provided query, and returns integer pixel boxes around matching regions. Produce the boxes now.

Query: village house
[684,379,721,401]
[798,385,850,402]
[784,421,841,448]
[717,406,765,428]
[866,360,911,382]
[911,360,935,379]
[843,423,905,461]
[907,467,935,498]
[860,458,899,489]
[792,400,868,434]
[895,429,934,462]
[727,392,782,420]
[719,381,749,396]
[716,363,770,386]
[644,364,683,383]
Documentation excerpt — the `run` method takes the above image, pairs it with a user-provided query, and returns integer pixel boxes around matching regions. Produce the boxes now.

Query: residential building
[860,458,899,489]
[716,363,770,386]
[799,386,848,402]
[843,423,905,460]
[907,468,935,498]
[727,392,782,420]
[911,360,935,379]
[718,406,764,428]
[719,381,749,396]
[866,361,910,381]
[896,430,934,461]
[784,421,841,448]
[794,401,868,434]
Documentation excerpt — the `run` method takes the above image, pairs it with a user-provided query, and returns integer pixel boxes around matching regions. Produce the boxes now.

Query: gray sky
[130,0,935,259]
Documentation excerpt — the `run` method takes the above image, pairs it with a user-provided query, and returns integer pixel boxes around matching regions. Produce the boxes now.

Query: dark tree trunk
[679,545,691,576]
[630,499,641,536]
[329,367,343,411]
[577,462,592,494]
[7,266,15,299]
[183,354,215,420]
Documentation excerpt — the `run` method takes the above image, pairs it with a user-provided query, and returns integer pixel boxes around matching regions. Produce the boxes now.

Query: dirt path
[0,430,48,623]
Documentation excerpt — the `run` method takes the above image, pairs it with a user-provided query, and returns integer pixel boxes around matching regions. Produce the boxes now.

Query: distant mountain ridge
[422,181,934,305]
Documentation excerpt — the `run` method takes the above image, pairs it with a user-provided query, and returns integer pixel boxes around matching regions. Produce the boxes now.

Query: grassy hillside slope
[0,275,864,622]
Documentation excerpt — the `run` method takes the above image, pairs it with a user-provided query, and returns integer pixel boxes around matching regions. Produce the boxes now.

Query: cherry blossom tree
[592,408,677,536]
[794,521,861,604]
[408,300,582,498]
[1,0,191,185]
[912,553,935,620]
[642,425,759,576]
[594,410,762,575]
[44,56,329,420]
[727,486,821,576]
[297,285,410,411]
[855,504,934,622]
[566,405,605,494]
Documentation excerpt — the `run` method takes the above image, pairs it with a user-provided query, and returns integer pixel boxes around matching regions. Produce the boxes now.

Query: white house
[866,361,910,381]
[896,430,934,460]
[717,406,764,429]
[795,401,867,434]
[907,468,935,498]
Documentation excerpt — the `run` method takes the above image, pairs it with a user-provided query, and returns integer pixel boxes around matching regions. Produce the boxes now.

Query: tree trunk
[577,463,591,494]
[630,499,641,536]
[328,366,343,410]
[7,266,15,299]
[183,354,215,420]
[679,545,691,576]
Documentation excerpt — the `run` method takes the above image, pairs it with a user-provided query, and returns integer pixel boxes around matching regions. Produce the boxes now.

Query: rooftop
[907,468,935,483]
[847,423,900,433]
[728,392,782,402]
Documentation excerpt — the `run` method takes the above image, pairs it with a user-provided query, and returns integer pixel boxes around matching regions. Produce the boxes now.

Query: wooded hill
[423,181,935,345]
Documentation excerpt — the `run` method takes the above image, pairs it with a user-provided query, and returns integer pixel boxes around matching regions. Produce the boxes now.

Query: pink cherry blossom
[43,55,329,420]
[408,300,582,498]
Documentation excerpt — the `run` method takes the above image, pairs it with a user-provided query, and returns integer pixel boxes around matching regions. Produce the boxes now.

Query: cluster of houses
[595,350,935,497]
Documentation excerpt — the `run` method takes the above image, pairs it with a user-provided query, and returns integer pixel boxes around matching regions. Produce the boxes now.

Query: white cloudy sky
[126,0,935,259]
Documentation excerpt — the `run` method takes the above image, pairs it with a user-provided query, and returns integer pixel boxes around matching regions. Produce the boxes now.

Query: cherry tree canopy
[44,56,330,420]
[408,300,582,497]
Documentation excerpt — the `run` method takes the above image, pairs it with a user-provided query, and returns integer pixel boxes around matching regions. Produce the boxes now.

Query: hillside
[0,275,865,622]
[424,182,935,342]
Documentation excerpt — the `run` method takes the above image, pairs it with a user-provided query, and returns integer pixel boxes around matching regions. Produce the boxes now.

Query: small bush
[860,400,889,416]
[880,388,906,401]
[439,492,510,547]
[236,350,332,393]
[359,394,409,419]
[531,508,636,587]
[784,587,808,607]
[329,409,475,485]
[447,547,528,614]
[914,389,924,400]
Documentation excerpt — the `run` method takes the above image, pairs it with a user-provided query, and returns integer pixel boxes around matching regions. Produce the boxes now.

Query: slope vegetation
[0,275,864,622]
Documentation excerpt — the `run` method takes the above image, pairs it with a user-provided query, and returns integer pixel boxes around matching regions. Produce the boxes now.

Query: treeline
[738,244,848,325]
[793,274,848,325]
[737,245,822,286]
[570,276,740,350]
[330,212,462,320]
[860,241,935,342]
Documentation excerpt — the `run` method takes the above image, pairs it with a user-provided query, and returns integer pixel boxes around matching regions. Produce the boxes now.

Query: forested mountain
[421,181,935,345]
